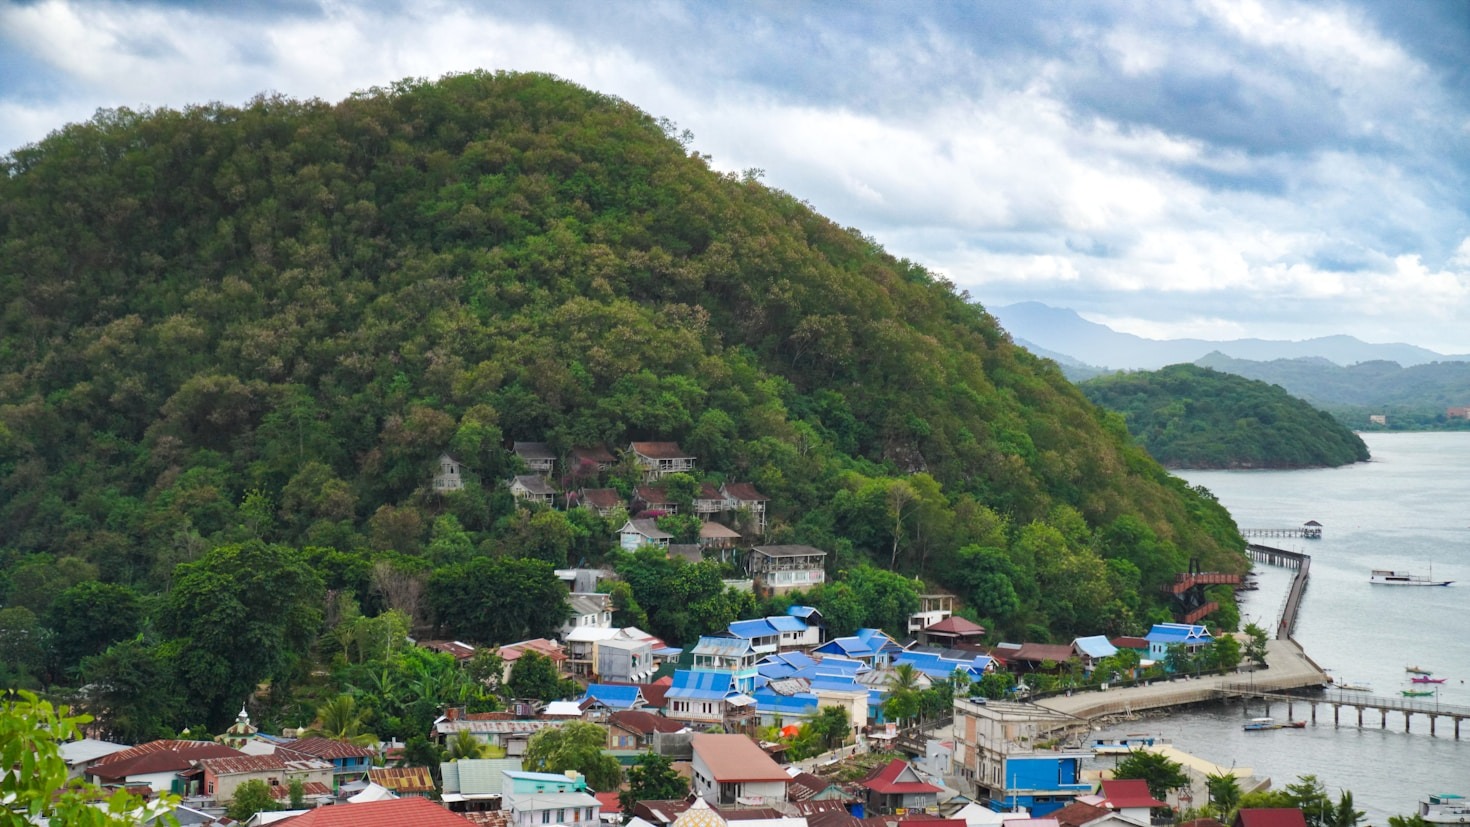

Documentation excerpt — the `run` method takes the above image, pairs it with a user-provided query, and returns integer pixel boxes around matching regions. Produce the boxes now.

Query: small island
[1080,363,1371,469]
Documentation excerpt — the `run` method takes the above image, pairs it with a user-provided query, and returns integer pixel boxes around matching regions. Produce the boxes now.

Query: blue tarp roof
[666,670,736,700]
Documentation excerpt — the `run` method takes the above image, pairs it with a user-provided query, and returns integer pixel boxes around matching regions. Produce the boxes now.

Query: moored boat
[1403,689,1435,697]
[1333,681,1372,692]
[1419,793,1470,824]
[1372,569,1452,586]
[1408,666,1433,675]
[1411,676,1447,684]
[1243,717,1306,731]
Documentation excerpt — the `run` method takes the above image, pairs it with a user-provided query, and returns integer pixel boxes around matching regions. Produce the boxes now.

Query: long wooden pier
[1242,522,1321,539]
[1248,544,1310,640]
[1218,685,1470,739]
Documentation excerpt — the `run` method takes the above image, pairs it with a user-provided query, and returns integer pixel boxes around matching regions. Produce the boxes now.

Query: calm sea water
[1091,432,1470,823]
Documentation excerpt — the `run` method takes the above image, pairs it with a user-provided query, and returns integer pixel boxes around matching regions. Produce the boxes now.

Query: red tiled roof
[89,741,242,781]
[861,759,942,795]
[269,781,333,800]
[923,617,985,636]
[275,797,475,825]
[635,486,675,504]
[1010,643,1076,664]
[499,639,566,663]
[1050,802,1113,827]
[691,734,789,783]
[572,445,617,465]
[721,483,767,502]
[286,737,376,760]
[608,710,686,736]
[1110,636,1149,650]
[596,791,623,814]
[199,754,331,776]
[581,488,624,509]
[1100,779,1166,809]
[629,442,692,460]
[369,766,436,793]
[1234,810,1308,827]
[696,483,723,500]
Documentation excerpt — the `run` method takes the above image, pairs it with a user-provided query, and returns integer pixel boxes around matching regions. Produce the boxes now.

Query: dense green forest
[0,71,1244,736]
[1194,352,1470,429]
[1080,364,1370,469]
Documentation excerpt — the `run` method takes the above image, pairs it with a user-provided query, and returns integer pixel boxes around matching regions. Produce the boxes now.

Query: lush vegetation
[1,70,1245,735]
[1080,364,1370,469]
[1195,353,1470,430]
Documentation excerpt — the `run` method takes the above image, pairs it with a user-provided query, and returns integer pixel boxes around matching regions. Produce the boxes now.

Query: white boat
[1333,681,1372,692]
[1370,569,1452,586]
[1419,793,1470,824]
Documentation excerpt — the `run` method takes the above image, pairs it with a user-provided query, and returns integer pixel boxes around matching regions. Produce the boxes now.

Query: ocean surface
[1088,431,1470,823]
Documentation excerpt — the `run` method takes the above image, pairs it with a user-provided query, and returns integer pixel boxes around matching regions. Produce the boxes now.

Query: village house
[498,638,568,683]
[617,517,673,551]
[1144,623,1214,664]
[510,474,558,507]
[693,483,725,519]
[698,521,743,550]
[273,797,481,826]
[86,740,242,794]
[570,444,618,472]
[513,442,557,476]
[1050,801,1149,827]
[281,737,375,791]
[689,733,790,806]
[627,441,697,480]
[367,766,437,799]
[908,594,955,636]
[606,710,688,751]
[1097,779,1167,825]
[952,697,1091,816]
[634,484,680,515]
[504,770,602,827]
[433,712,565,758]
[578,683,649,719]
[1071,636,1119,675]
[197,752,334,803]
[434,452,466,492]
[58,738,129,781]
[578,487,625,517]
[720,483,769,533]
[440,756,523,815]
[746,545,827,596]
[813,628,902,667]
[561,593,613,637]
[919,616,986,649]
[861,758,943,816]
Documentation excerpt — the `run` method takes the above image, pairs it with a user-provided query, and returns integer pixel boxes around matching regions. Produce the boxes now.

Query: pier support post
[1405,712,1412,733]
[1430,716,1437,736]
[1380,710,1387,728]
[1333,705,1339,727]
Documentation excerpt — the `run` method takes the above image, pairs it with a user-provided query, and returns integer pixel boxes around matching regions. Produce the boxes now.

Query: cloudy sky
[4,0,1470,353]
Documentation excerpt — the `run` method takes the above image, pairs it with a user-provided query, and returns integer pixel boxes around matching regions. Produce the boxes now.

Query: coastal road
[1035,639,1327,721]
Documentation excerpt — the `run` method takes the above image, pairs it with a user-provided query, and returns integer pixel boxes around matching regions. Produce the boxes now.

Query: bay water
[1089,432,1470,823]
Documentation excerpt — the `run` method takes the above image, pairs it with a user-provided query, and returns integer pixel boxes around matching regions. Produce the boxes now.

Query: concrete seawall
[1035,639,1327,722]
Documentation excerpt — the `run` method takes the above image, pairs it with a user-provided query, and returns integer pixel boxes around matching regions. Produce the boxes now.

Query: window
[543,810,552,823]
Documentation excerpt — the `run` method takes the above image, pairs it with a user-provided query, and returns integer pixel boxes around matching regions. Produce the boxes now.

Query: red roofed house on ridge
[1098,779,1166,825]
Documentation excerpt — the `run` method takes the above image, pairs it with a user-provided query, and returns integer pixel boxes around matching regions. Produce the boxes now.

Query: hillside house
[1071,636,1118,674]
[699,521,743,550]
[862,758,942,815]
[513,442,557,476]
[920,616,986,648]
[1098,779,1166,824]
[561,593,613,637]
[720,483,769,533]
[440,757,522,814]
[498,638,568,683]
[282,737,375,790]
[694,483,725,519]
[634,485,679,515]
[628,442,697,480]
[1144,623,1213,664]
[368,766,437,799]
[570,444,618,472]
[690,734,789,806]
[87,740,242,794]
[909,594,955,635]
[618,518,673,551]
[747,545,827,596]
[510,474,558,507]
[578,487,625,517]
[434,453,466,492]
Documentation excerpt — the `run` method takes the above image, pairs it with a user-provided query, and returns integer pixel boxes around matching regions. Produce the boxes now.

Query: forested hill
[1080,364,1371,469]
[1,72,1243,696]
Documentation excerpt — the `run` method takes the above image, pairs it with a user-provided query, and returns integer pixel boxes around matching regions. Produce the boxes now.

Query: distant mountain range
[990,302,1470,370]
[989,302,1470,425]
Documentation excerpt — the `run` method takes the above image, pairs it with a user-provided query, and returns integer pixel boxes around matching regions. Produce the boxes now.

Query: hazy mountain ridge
[992,302,1470,370]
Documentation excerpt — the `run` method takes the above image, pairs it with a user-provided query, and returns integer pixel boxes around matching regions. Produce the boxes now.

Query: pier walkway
[1219,685,1470,739]
[1249,544,1311,640]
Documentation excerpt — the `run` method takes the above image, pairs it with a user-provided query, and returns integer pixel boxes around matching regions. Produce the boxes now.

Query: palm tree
[884,663,923,726]
[1206,770,1242,818]
[446,729,492,761]
[1324,791,1365,827]
[306,693,378,747]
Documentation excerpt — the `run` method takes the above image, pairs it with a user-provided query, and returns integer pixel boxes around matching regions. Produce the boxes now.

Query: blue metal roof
[787,605,821,620]
[753,686,819,716]
[767,615,807,633]
[582,683,643,709]
[691,636,756,656]
[666,670,736,700]
[893,650,990,680]
[1072,635,1117,658]
[727,619,779,639]
[1145,623,1212,644]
